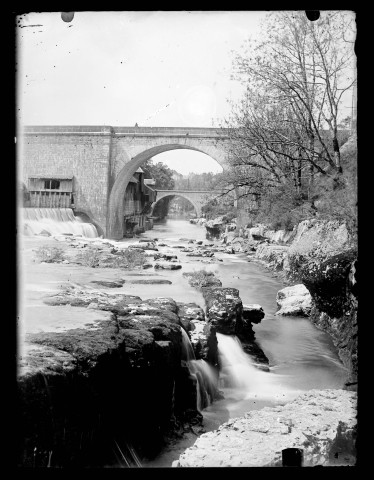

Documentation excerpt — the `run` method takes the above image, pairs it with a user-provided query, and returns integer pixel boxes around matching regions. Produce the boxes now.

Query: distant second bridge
[153,189,224,217]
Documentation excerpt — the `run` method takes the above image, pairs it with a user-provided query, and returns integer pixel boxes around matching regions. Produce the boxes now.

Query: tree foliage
[173,171,223,191]
[142,160,175,190]
[218,10,356,233]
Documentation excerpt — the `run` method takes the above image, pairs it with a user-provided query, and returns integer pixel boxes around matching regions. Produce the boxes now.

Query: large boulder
[242,304,265,324]
[288,219,351,261]
[18,289,207,467]
[202,287,243,335]
[173,389,357,467]
[202,288,269,368]
[254,244,290,271]
[275,284,312,317]
[298,252,358,388]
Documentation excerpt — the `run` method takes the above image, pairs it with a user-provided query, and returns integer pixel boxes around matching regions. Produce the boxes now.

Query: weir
[22,208,99,238]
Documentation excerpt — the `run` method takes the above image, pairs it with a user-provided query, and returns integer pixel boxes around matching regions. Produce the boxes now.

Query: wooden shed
[28,175,74,208]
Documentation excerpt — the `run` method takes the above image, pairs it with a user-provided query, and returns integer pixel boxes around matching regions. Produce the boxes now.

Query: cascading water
[181,328,218,411]
[23,208,99,238]
[216,332,300,402]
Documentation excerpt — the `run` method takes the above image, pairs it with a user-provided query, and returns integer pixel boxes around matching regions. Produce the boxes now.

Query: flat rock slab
[122,273,160,277]
[174,389,357,467]
[154,253,178,261]
[126,279,172,285]
[154,263,182,270]
[90,280,125,288]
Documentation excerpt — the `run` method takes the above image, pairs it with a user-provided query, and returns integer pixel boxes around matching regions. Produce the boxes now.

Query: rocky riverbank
[201,216,357,390]
[173,389,357,467]
[17,232,269,467]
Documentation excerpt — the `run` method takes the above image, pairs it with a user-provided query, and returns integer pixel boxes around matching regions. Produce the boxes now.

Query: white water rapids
[216,333,298,402]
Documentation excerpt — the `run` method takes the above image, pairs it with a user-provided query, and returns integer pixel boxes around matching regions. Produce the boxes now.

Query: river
[125,218,348,467]
[20,215,348,467]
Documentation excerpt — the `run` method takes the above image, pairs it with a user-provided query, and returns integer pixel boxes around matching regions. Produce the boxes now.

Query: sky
[17,11,269,174]
[16,10,355,175]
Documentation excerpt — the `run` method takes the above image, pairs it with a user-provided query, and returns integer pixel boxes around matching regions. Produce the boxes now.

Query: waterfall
[22,208,99,238]
[181,328,218,411]
[216,333,296,401]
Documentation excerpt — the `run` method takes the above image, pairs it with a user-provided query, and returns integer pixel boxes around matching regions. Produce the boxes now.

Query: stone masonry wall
[21,130,113,233]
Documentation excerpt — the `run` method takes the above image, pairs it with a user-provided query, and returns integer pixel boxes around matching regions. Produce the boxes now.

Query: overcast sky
[16,11,355,175]
[17,11,270,174]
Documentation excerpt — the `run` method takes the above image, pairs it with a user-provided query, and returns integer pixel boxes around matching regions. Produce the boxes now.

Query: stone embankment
[173,389,357,467]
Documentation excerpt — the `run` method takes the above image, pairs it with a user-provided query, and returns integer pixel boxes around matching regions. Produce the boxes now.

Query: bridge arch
[108,144,223,239]
[151,193,201,218]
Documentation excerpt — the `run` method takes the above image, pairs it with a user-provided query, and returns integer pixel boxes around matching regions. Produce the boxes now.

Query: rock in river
[154,263,182,270]
[275,284,312,316]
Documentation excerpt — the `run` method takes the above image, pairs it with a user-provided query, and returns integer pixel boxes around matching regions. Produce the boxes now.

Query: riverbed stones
[154,263,182,270]
[154,252,178,261]
[130,241,158,251]
[90,280,125,288]
[43,284,143,314]
[275,284,312,317]
[173,389,357,467]
[126,279,172,285]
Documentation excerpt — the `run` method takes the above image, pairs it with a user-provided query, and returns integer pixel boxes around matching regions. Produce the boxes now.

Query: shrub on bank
[117,248,146,269]
[183,269,222,289]
[34,246,65,263]
[76,246,146,269]
[76,247,102,267]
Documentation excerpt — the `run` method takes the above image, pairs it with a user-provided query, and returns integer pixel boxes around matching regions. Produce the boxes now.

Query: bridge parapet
[22,125,230,138]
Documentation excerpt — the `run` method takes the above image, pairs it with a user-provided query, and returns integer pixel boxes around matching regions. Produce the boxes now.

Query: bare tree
[219,10,356,201]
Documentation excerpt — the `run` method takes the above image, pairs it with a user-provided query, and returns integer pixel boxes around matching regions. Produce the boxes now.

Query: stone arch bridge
[153,189,224,217]
[20,125,230,239]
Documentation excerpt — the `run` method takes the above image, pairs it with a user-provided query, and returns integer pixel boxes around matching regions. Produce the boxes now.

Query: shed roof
[128,176,139,183]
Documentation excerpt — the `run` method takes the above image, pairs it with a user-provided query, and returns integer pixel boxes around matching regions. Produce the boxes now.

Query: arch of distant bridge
[152,189,218,217]
[107,127,230,239]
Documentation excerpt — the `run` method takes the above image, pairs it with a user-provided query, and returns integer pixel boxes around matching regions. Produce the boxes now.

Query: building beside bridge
[122,168,156,236]
[19,125,230,238]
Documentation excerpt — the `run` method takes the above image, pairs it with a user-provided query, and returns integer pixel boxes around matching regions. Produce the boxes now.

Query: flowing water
[23,208,99,237]
[22,213,348,466]
[137,218,348,466]
[181,328,219,411]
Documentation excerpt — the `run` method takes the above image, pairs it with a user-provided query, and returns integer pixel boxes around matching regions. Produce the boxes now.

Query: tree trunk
[333,137,343,173]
